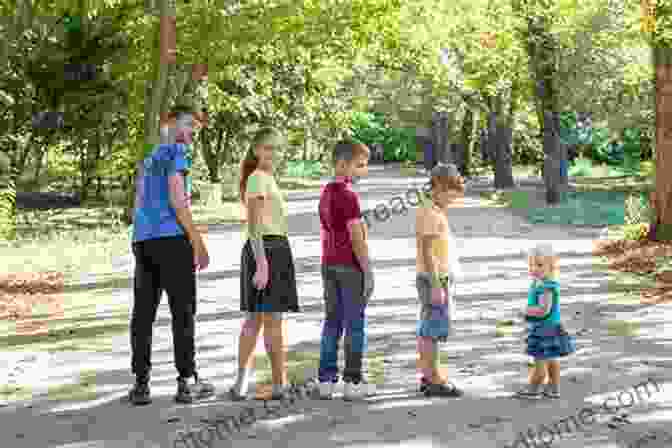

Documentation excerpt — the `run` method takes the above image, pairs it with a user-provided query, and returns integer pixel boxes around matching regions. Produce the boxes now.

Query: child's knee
[241,317,261,337]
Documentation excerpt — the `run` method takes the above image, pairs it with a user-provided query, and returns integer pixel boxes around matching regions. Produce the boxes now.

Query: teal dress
[525,279,576,360]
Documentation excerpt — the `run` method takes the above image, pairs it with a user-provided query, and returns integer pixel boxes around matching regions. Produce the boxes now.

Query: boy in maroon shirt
[317,140,374,401]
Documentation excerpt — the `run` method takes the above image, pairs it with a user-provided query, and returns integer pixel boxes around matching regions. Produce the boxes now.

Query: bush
[0,180,16,240]
[511,112,543,166]
[284,160,324,178]
[623,223,649,241]
[350,111,416,162]
[625,192,652,226]
[569,157,594,177]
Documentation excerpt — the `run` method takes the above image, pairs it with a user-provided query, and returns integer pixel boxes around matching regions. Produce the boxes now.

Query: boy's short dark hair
[332,140,370,166]
[430,163,465,192]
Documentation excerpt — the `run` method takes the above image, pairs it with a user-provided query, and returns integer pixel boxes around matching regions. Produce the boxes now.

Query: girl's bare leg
[263,313,288,387]
[231,315,263,394]
[547,360,560,385]
[529,361,548,385]
[238,315,263,370]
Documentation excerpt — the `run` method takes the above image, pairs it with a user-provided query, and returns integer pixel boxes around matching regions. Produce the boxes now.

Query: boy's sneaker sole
[318,382,335,400]
[175,376,216,404]
[514,391,542,400]
[128,384,152,406]
[423,383,463,398]
[343,382,375,401]
[542,391,561,399]
[227,388,248,401]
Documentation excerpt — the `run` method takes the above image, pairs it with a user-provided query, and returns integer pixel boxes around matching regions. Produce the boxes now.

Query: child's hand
[253,258,269,289]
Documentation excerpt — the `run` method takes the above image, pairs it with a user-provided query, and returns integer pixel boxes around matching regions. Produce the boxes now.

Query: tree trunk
[492,95,515,189]
[524,11,565,204]
[543,110,562,204]
[459,108,474,177]
[434,111,452,165]
[653,46,672,240]
[494,123,515,189]
[124,0,174,224]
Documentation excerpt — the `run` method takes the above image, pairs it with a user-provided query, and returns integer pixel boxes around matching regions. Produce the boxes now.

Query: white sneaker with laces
[318,381,334,400]
[344,381,375,401]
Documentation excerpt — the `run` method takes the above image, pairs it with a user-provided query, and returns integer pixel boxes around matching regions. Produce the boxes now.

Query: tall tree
[644,0,672,240]
[513,0,566,204]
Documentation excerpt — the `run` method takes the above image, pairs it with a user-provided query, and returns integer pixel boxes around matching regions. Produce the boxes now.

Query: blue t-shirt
[132,143,190,243]
[526,279,561,325]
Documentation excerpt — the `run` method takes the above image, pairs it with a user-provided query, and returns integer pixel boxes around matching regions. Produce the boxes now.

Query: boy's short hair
[332,140,370,165]
[430,163,465,192]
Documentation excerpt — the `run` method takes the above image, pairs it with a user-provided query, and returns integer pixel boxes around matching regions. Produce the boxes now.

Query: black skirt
[240,235,300,313]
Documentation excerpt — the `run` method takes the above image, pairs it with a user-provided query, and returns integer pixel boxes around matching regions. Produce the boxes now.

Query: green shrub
[350,111,416,162]
[284,160,324,178]
[0,179,16,240]
[623,223,649,241]
[625,193,652,226]
[569,157,594,177]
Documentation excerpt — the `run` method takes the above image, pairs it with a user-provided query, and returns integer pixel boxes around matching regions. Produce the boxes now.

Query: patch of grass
[478,191,515,207]
[254,350,322,386]
[607,320,640,337]
[0,320,129,351]
[6,209,131,281]
[43,370,99,402]
[277,176,323,191]
[0,288,129,352]
[495,320,517,338]
[367,351,387,386]
[0,383,32,401]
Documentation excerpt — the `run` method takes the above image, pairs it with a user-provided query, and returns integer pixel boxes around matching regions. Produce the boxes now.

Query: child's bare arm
[247,196,267,262]
[348,219,370,271]
[168,172,202,248]
[421,235,443,287]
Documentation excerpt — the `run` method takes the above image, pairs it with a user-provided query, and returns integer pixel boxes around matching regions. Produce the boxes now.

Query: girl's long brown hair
[239,127,281,202]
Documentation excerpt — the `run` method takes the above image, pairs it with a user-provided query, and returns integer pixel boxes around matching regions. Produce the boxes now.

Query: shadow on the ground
[4,253,669,448]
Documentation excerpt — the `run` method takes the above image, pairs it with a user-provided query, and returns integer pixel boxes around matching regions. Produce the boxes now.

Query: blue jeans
[318,265,368,383]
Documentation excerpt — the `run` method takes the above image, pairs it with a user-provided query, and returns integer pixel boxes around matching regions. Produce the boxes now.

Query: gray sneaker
[175,373,215,404]
[514,384,542,399]
[542,384,560,399]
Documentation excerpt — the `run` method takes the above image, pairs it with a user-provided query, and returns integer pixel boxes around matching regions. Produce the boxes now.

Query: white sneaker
[318,381,334,400]
[343,381,375,401]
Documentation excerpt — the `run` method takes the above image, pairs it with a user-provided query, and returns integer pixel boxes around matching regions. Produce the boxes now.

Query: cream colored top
[245,170,288,237]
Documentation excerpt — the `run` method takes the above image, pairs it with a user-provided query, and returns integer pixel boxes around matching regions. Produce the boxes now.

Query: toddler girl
[516,243,576,399]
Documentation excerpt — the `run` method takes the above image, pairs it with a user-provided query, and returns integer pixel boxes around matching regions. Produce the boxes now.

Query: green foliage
[284,160,324,179]
[349,111,416,162]
[623,223,649,242]
[511,110,543,166]
[0,179,16,240]
[625,192,652,226]
[569,157,594,177]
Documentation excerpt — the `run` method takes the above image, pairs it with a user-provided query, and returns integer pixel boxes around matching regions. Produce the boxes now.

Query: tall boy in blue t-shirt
[128,110,215,405]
